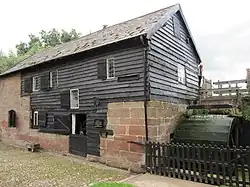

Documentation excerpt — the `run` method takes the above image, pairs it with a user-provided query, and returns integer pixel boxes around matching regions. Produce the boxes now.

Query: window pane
[177,65,185,84]
[107,59,115,78]
[70,89,79,108]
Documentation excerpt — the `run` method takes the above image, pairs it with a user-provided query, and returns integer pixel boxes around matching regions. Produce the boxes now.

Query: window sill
[38,128,70,135]
[105,77,117,82]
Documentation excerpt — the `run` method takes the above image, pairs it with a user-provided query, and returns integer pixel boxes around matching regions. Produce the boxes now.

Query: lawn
[0,142,129,187]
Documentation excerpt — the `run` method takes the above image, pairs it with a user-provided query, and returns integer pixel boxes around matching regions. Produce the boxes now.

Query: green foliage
[192,109,209,115]
[242,105,250,121]
[0,28,81,73]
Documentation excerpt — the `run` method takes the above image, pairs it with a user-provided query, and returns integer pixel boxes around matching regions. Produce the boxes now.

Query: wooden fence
[145,142,250,186]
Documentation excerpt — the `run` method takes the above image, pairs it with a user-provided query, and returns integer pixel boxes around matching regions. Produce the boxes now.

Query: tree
[0,28,81,73]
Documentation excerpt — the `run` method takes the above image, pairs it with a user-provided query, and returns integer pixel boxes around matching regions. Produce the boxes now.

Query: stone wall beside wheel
[86,100,187,172]
[0,73,68,153]
[147,101,187,143]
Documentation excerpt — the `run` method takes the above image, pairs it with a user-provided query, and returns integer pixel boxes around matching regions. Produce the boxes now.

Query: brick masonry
[87,100,186,172]
[0,73,68,153]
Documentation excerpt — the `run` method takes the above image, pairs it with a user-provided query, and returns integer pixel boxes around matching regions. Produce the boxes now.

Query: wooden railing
[200,78,248,100]
[146,142,250,187]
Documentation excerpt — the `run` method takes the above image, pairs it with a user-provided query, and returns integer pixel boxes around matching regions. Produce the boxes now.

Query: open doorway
[70,113,87,157]
[72,114,86,135]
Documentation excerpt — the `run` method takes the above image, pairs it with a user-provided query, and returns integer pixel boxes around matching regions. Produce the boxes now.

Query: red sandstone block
[147,118,160,126]
[114,135,137,142]
[136,136,146,143]
[129,143,144,153]
[121,108,130,118]
[120,151,142,163]
[131,108,145,119]
[112,125,126,135]
[128,126,145,136]
[107,139,129,151]
[103,149,120,156]
[148,126,157,137]
[130,119,145,126]
[100,138,107,148]
[147,107,157,118]
[119,118,131,125]
[108,118,120,125]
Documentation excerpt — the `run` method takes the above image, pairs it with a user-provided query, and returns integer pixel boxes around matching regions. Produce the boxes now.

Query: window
[106,58,115,79]
[70,89,79,109]
[177,64,186,84]
[32,76,40,91]
[173,16,181,38]
[50,70,58,88]
[33,111,39,128]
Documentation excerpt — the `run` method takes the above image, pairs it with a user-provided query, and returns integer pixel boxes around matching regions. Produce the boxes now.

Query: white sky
[1,0,250,81]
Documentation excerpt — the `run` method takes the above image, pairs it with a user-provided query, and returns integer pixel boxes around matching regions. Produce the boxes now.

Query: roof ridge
[21,4,178,57]
[1,3,179,76]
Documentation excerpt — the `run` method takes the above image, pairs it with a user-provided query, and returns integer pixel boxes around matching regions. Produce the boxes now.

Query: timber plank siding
[21,45,145,155]
[14,6,202,157]
[148,12,200,103]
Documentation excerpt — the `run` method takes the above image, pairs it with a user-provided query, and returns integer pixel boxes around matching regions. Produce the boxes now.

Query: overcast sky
[1,0,250,82]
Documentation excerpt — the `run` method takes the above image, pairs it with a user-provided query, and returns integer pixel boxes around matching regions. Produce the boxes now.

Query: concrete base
[124,173,214,187]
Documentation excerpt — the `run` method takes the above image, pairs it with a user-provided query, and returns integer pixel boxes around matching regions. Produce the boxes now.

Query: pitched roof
[1,3,200,76]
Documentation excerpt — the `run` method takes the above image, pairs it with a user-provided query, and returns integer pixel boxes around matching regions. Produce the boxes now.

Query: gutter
[140,35,149,142]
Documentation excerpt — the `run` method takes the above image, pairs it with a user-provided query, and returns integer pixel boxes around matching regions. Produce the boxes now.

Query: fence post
[214,145,220,185]
[187,143,192,181]
[197,144,203,183]
[240,146,246,187]
[181,143,187,180]
[168,143,172,178]
[220,145,226,185]
[176,143,181,179]
[208,144,215,185]
[246,146,250,185]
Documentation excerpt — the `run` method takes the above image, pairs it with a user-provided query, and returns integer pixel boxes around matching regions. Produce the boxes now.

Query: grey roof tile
[2,4,178,75]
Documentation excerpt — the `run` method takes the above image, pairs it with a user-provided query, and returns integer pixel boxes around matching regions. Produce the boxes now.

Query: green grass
[91,182,135,187]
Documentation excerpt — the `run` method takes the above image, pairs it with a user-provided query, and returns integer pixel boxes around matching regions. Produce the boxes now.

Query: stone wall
[147,101,186,142]
[87,101,146,172]
[0,73,68,153]
[87,100,186,172]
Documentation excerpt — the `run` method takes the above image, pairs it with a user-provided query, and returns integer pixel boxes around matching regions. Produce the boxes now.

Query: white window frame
[70,89,80,109]
[177,64,186,84]
[32,76,40,91]
[50,70,58,88]
[33,111,39,128]
[106,58,115,79]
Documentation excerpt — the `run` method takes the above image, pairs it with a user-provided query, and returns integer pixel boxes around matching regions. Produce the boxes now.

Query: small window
[70,89,79,109]
[106,58,115,79]
[32,76,40,91]
[50,70,58,88]
[177,64,186,84]
[33,111,39,128]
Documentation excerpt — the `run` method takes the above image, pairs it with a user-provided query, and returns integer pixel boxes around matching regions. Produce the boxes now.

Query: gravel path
[0,143,129,187]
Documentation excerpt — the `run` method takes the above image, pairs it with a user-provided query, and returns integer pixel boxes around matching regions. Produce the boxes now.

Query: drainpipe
[140,35,149,142]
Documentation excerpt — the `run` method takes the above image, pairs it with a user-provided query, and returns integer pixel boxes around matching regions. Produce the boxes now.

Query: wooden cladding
[97,59,107,80]
[24,77,32,93]
[38,111,47,128]
[40,72,50,91]
[60,90,70,109]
